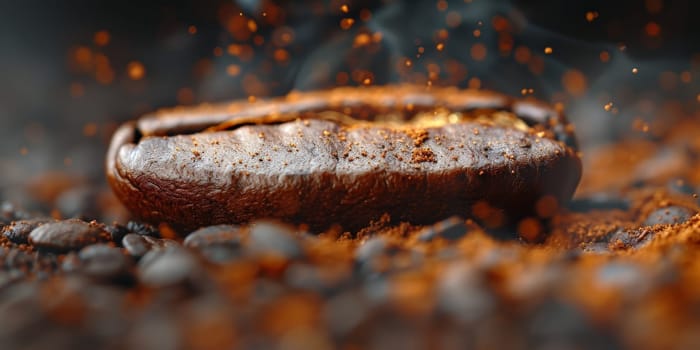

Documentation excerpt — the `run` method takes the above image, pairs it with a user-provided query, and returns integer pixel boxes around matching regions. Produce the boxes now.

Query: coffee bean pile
[1,176,700,350]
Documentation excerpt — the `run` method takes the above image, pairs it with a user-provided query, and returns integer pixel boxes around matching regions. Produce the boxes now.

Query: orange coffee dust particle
[470,43,487,61]
[645,22,661,37]
[127,61,146,80]
[340,18,355,30]
[411,148,436,163]
[562,69,587,97]
[93,30,110,46]
[585,11,599,22]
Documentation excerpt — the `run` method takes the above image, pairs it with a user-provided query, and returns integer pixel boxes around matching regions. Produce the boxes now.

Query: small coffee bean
[643,206,695,226]
[122,234,176,258]
[126,221,159,238]
[247,221,303,259]
[666,178,695,195]
[354,237,404,276]
[105,224,130,245]
[78,244,131,281]
[184,225,242,249]
[138,248,200,287]
[437,263,495,324]
[2,218,53,244]
[418,216,468,242]
[28,219,110,253]
[567,194,630,212]
[4,248,34,270]
[122,234,151,258]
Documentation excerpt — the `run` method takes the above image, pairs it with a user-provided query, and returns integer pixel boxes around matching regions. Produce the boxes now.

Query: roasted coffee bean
[418,216,468,242]
[122,234,150,257]
[247,221,303,259]
[643,206,695,226]
[78,244,131,281]
[122,234,177,258]
[107,86,581,233]
[28,219,110,253]
[138,248,201,288]
[126,221,159,237]
[528,300,620,349]
[3,248,34,270]
[608,228,655,250]
[2,218,53,244]
[354,237,402,276]
[666,178,696,196]
[105,224,130,245]
[567,194,630,212]
[184,225,243,263]
[437,262,495,324]
[183,225,242,249]
[0,202,15,225]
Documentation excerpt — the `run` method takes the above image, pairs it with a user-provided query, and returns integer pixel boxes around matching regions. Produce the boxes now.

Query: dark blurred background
[0,0,698,215]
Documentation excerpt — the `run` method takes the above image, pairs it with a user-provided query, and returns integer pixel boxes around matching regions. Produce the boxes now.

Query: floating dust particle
[188,25,197,34]
[82,123,98,137]
[562,69,587,97]
[436,43,445,51]
[69,83,84,98]
[600,51,610,62]
[127,61,146,80]
[274,49,290,63]
[247,19,258,32]
[436,0,448,11]
[226,64,241,76]
[359,8,372,21]
[446,11,461,27]
[340,4,349,13]
[517,217,543,242]
[411,148,436,163]
[604,102,614,112]
[544,47,553,55]
[585,11,599,22]
[93,30,110,46]
[340,18,355,30]
[353,33,371,47]
[632,67,639,74]
[632,118,650,133]
[645,21,661,37]
[248,95,257,103]
[177,87,194,105]
[470,43,487,61]
[680,71,692,83]
[473,29,481,38]
[514,46,531,64]
[405,59,412,67]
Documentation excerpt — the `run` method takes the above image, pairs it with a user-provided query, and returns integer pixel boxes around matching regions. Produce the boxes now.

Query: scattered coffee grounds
[107,85,581,233]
